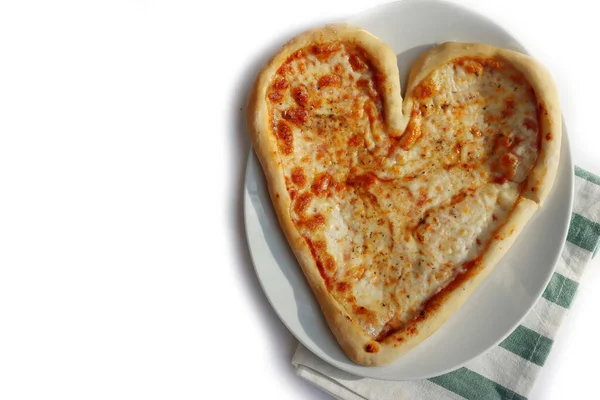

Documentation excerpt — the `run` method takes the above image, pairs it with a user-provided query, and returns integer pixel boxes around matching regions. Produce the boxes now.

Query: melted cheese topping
[267,44,540,340]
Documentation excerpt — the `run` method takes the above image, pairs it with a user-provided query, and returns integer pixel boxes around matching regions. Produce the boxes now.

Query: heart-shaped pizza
[246,24,561,366]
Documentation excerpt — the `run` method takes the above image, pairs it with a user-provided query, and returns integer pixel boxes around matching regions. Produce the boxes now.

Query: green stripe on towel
[567,213,600,254]
[499,325,553,366]
[429,368,526,400]
[542,272,579,309]
[575,165,600,186]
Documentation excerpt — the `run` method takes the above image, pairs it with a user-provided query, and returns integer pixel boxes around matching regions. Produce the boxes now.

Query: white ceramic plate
[244,0,573,380]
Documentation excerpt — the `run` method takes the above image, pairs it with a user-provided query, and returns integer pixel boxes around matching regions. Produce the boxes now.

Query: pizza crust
[247,24,561,366]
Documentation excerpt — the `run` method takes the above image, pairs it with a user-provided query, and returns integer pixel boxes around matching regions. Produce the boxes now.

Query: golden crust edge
[246,31,561,366]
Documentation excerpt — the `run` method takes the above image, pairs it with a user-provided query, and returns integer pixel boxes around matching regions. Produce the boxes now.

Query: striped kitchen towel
[292,166,600,399]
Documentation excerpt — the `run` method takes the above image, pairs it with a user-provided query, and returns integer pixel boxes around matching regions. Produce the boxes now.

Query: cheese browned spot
[349,54,367,72]
[291,167,307,187]
[273,77,289,90]
[268,91,283,102]
[275,121,293,155]
[311,43,342,61]
[283,107,308,126]
[293,192,313,215]
[312,173,332,196]
[523,118,537,131]
[300,213,326,231]
[292,85,309,106]
[319,74,342,88]
[364,342,380,353]
[267,43,541,340]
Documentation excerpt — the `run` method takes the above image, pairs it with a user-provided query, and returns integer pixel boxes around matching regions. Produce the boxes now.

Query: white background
[0,0,598,398]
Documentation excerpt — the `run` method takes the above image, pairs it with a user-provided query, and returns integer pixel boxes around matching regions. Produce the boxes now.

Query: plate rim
[243,0,574,380]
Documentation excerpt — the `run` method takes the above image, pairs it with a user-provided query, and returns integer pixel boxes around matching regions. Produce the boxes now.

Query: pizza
[246,24,561,366]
